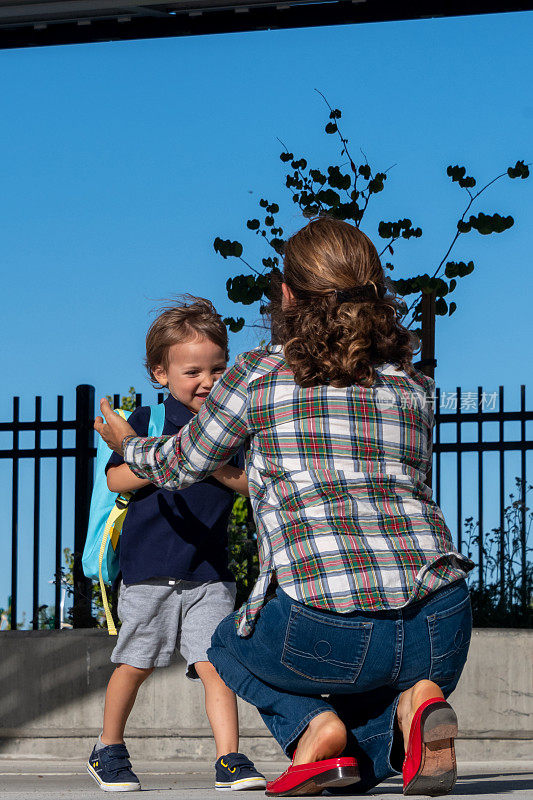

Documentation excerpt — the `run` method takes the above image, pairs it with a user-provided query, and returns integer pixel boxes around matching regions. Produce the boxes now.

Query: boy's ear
[152,365,167,387]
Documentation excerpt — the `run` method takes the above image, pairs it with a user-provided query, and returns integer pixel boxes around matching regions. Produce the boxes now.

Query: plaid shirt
[124,346,472,637]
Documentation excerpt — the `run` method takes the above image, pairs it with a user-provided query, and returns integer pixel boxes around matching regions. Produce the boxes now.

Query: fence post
[417,292,437,488]
[73,384,95,628]
[10,397,19,630]
[418,291,436,380]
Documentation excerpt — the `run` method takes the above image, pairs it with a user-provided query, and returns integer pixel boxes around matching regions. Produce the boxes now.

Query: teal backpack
[82,403,166,634]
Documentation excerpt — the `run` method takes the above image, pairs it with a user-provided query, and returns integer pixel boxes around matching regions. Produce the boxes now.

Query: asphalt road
[0,759,532,799]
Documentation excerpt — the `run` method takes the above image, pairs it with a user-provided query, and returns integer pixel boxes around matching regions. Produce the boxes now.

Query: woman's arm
[107,463,152,493]
[95,355,250,490]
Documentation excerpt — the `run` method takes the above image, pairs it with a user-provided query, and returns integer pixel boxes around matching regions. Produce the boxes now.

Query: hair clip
[334,284,379,304]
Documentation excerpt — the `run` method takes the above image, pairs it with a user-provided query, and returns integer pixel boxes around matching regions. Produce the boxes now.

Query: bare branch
[238,256,263,277]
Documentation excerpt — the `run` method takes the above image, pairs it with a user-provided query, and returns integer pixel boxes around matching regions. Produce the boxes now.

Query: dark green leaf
[447,165,466,182]
[317,188,341,207]
[310,169,327,185]
[270,238,285,255]
[378,221,392,239]
[328,201,360,221]
[368,173,386,194]
[445,261,459,278]
[213,237,243,259]
[223,316,245,333]
[327,165,351,190]
[468,212,514,235]
[291,158,307,170]
[507,160,530,179]
[435,297,448,315]
[226,274,265,304]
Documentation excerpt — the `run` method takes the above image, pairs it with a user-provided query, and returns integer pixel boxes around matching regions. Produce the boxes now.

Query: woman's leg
[209,580,471,794]
[330,580,472,793]
[396,679,444,750]
[291,712,347,765]
[391,581,471,795]
[208,615,337,758]
[208,588,394,770]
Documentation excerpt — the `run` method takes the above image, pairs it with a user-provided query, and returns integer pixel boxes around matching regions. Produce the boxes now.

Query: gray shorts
[111,578,237,679]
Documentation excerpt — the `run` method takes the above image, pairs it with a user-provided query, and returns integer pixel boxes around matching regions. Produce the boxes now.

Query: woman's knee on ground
[208,613,240,673]
[210,611,237,650]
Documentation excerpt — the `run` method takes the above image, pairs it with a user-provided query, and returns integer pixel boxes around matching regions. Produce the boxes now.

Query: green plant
[215,93,529,338]
[465,478,532,627]
[106,386,137,412]
[0,596,26,630]
[227,495,259,607]
[50,546,116,629]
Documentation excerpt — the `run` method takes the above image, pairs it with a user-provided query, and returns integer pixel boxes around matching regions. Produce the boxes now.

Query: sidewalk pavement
[0,758,531,799]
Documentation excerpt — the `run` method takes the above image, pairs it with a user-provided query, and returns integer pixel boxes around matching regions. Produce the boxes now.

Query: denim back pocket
[427,593,472,687]
[281,605,373,684]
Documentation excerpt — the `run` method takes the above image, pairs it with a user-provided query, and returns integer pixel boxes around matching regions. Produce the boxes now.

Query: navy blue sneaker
[87,743,141,792]
[215,752,266,791]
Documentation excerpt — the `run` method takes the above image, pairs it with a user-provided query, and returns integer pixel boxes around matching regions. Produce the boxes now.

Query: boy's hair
[145,295,229,386]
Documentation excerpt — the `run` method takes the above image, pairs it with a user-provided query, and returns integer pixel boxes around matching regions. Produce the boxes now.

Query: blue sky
[0,12,531,622]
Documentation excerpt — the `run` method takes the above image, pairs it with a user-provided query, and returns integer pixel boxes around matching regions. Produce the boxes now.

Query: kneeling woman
[96,217,473,797]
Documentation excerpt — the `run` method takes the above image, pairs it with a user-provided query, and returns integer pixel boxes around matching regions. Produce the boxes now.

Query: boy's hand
[94,398,137,455]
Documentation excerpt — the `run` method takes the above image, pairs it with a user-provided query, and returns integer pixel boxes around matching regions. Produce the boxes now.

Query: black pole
[32,396,42,629]
[477,386,484,590]
[10,397,19,630]
[54,395,64,629]
[418,291,437,380]
[73,384,96,628]
[416,291,437,488]
[520,385,528,609]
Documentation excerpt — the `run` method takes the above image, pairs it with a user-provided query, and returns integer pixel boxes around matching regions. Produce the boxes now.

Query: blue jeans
[208,579,472,793]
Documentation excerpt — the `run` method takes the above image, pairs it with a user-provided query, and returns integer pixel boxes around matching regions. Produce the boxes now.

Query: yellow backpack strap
[98,407,132,636]
[98,511,118,636]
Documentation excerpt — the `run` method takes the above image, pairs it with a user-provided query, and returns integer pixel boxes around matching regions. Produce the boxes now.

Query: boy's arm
[212,465,249,497]
[107,463,152,493]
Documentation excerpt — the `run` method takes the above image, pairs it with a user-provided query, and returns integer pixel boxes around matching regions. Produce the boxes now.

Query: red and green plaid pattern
[125,346,473,637]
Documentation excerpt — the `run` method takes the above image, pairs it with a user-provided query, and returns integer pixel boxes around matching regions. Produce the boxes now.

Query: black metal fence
[433,385,532,618]
[0,383,531,630]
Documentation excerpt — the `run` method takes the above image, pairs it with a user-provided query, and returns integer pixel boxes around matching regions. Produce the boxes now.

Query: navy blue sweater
[107,395,240,585]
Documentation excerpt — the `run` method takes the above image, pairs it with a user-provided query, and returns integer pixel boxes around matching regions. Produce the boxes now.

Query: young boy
[87,296,265,792]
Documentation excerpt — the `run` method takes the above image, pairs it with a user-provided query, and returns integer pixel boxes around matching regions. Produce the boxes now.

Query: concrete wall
[0,628,531,761]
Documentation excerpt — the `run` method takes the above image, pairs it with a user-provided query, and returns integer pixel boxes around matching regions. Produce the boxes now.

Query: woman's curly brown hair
[269,217,417,388]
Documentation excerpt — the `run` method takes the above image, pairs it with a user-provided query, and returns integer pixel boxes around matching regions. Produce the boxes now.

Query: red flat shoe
[265,757,359,797]
[403,697,458,797]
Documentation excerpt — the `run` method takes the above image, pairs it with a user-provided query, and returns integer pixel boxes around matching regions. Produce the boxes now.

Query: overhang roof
[0,0,531,48]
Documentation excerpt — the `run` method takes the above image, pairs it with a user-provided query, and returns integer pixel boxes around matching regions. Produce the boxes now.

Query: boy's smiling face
[152,336,227,413]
